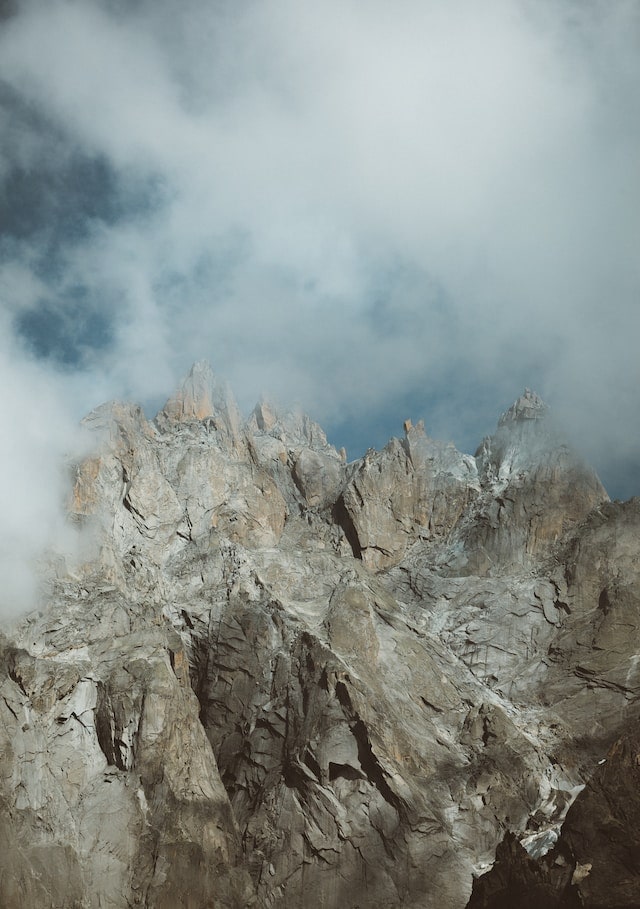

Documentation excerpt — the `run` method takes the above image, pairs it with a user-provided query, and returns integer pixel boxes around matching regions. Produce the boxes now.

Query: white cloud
[0,321,94,615]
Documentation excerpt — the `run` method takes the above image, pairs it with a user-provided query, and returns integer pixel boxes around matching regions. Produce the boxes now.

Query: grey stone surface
[0,370,636,908]
[340,421,479,569]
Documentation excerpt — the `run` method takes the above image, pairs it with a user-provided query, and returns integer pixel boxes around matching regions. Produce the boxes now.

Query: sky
[0,0,639,612]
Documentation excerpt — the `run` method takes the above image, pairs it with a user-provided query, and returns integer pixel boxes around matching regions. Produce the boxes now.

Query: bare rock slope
[0,362,637,909]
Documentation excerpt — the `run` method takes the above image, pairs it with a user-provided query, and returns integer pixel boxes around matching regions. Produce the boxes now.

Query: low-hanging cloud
[0,321,95,616]
[0,0,638,610]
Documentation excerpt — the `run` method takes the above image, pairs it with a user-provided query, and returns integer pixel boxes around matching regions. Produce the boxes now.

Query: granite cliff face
[0,363,637,909]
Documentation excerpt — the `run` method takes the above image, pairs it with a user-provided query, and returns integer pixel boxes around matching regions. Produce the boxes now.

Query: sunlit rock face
[339,420,480,570]
[1,364,636,909]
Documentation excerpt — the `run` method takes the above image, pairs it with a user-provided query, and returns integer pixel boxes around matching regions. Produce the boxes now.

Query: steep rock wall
[0,366,635,909]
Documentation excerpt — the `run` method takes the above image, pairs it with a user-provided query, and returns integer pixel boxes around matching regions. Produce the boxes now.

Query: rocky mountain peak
[155,360,245,456]
[478,387,585,479]
[453,388,609,576]
[252,397,278,432]
[498,388,548,426]
[1,367,636,909]
[158,359,239,425]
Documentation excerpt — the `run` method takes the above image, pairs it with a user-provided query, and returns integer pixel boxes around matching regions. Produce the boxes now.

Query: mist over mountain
[0,0,637,631]
[0,0,638,533]
[0,4,637,899]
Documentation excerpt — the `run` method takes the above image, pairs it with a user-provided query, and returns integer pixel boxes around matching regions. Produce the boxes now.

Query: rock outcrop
[0,365,637,909]
[467,716,640,908]
[339,420,479,569]
[432,389,608,576]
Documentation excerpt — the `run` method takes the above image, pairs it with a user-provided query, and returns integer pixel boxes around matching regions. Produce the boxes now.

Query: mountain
[0,362,637,909]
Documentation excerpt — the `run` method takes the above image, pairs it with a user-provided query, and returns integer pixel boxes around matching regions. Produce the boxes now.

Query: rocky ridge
[0,363,637,908]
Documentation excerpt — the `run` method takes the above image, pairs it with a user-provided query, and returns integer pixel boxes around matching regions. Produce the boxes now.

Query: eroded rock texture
[1,363,638,909]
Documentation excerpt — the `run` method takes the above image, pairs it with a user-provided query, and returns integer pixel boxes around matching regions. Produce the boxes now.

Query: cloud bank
[0,0,638,609]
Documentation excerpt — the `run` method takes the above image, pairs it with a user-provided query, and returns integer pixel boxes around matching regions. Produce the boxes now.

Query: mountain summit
[498,387,548,425]
[0,366,637,909]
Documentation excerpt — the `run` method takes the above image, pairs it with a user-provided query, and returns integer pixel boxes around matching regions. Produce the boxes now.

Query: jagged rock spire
[156,361,245,454]
[498,388,548,426]
[158,360,235,423]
